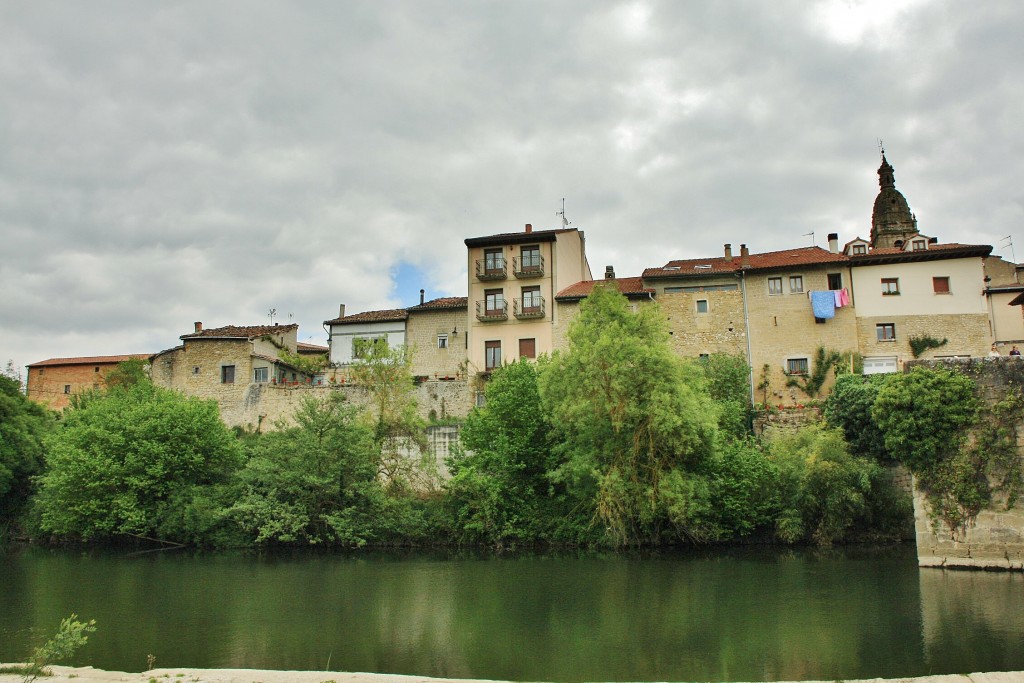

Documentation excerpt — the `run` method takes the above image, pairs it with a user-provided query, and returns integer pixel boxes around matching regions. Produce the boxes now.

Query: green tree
[872,366,978,473]
[768,425,883,545]
[102,358,150,389]
[446,360,556,544]
[229,393,409,545]
[698,353,752,439]
[349,344,434,491]
[539,285,719,545]
[34,381,242,542]
[823,373,891,463]
[0,374,55,527]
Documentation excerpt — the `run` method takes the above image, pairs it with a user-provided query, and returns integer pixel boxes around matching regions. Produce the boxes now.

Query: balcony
[475,258,507,281]
[476,299,508,321]
[513,297,545,320]
[513,255,545,278]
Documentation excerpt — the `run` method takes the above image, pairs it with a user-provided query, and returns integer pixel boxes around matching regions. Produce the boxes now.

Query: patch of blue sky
[390,261,432,307]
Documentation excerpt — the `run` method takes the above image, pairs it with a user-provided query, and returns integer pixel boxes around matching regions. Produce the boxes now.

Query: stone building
[25,353,151,410]
[405,296,468,380]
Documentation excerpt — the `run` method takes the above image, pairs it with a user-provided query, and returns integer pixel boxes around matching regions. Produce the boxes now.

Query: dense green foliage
[823,373,891,463]
[1,374,55,527]
[698,353,751,438]
[446,360,558,544]
[34,380,243,542]
[785,347,847,398]
[540,285,720,545]
[872,366,978,473]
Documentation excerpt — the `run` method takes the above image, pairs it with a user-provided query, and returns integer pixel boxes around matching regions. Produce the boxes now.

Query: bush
[823,373,891,463]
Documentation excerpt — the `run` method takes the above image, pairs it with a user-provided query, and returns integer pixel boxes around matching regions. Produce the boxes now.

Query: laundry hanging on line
[810,290,836,319]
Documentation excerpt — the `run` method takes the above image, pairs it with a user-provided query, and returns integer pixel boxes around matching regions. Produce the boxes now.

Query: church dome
[871,155,917,248]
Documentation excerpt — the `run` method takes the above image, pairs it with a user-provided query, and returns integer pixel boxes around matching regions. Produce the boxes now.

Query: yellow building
[464,223,591,374]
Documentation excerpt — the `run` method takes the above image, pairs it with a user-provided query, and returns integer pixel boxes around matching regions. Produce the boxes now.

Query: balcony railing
[513,255,545,278]
[513,297,545,319]
[475,258,507,281]
[476,300,508,321]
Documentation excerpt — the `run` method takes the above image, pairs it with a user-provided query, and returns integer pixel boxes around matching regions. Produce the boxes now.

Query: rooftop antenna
[1000,235,1016,263]
[802,231,815,246]
[268,308,276,324]
[556,197,571,226]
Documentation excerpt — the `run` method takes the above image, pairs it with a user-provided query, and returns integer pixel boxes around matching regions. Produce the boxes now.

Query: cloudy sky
[3,1,1023,375]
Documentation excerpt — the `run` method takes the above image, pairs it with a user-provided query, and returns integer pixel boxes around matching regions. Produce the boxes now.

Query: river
[2,544,1023,682]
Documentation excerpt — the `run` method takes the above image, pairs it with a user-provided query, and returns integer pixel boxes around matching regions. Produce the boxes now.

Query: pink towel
[840,288,851,306]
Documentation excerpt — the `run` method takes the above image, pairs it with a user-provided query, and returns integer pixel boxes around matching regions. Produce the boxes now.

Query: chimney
[338,304,346,319]
[605,265,616,279]
[828,233,839,253]
[740,244,750,267]
[525,223,532,233]
[724,243,733,262]
[419,289,425,305]
[194,321,202,333]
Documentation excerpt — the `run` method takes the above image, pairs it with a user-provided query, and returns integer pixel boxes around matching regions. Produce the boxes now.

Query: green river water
[2,544,1023,682]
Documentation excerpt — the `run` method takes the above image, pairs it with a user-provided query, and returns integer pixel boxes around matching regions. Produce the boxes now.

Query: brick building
[26,354,151,410]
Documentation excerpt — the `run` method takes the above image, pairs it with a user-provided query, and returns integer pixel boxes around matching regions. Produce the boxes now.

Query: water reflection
[1,545,1022,682]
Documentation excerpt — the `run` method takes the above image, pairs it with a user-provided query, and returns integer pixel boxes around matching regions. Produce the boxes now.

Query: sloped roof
[847,242,991,264]
[296,342,329,354]
[181,324,298,340]
[644,246,846,278]
[324,309,409,325]
[555,277,654,301]
[465,227,577,248]
[28,354,151,368]
[407,296,468,312]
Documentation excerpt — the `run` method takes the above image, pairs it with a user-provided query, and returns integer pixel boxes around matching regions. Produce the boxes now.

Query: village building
[405,295,468,381]
[464,223,592,375]
[324,305,408,367]
[25,354,151,410]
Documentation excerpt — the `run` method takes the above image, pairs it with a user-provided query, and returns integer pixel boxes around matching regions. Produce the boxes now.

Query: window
[881,278,900,295]
[485,289,505,315]
[520,245,541,271]
[696,299,709,313]
[437,334,449,349]
[475,391,487,408]
[192,366,201,375]
[519,338,536,359]
[827,273,843,290]
[254,367,268,383]
[933,276,951,294]
[698,353,710,360]
[666,284,738,293]
[94,366,100,372]
[877,323,896,341]
[484,248,504,274]
[852,244,867,255]
[912,239,927,251]
[353,336,387,359]
[768,277,783,295]
[521,285,542,312]
[485,340,501,371]
[64,384,71,394]
[789,276,804,293]
[786,358,809,375]
[221,365,235,384]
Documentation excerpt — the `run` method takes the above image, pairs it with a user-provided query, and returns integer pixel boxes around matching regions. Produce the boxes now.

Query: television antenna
[268,308,277,323]
[556,198,571,226]
[1000,235,1016,263]
[802,231,815,246]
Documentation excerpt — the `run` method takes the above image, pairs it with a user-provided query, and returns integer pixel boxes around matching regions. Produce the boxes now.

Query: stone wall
[752,405,822,438]
[907,357,1024,570]
[857,313,991,363]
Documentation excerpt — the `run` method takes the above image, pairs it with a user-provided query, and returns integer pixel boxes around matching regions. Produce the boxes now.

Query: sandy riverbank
[3,666,1024,683]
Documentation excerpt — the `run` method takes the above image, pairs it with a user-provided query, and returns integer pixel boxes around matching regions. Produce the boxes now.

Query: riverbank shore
[3,666,1024,683]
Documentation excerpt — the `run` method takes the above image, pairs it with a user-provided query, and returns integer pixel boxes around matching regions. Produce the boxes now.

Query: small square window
[221,365,235,384]
[881,278,900,295]
[94,367,100,372]
[696,299,709,313]
[827,273,843,290]
[63,384,71,394]
[789,276,804,293]
[438,334,449,349]
[912,240,927,251]
[933,276,950,294]
[853,244,867,255]
[877,323,896,341]
[192,366,201,374]
[475,391,487,408]
[254,367,268,383]
[768,277,783,295]
[786,358,808,375]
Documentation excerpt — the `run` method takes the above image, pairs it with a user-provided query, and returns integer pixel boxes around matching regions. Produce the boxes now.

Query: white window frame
[696,299,709,313]
[437,334,449,349]
[876,323,896,341]
[789,275,804,293]
[253,367,269,383]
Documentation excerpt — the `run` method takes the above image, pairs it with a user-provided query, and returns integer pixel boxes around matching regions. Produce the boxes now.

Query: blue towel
[810,291,835,319]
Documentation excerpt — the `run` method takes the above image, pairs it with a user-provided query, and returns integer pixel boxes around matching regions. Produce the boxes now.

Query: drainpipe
[739,270,755,406]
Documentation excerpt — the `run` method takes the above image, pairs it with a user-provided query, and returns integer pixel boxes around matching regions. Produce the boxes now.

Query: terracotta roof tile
[324,309,409,325]
[465,227,576,247]
[555,277,654,300]
[644,246,846,278]
[181,324,298,340]
[296,342,329,354]
[408,296,468,311]
[28,354,151,368]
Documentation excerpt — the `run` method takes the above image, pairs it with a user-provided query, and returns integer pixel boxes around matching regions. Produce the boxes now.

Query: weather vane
[556,198,571,226]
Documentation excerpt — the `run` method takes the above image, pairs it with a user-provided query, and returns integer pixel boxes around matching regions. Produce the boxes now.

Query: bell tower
[870,153,918,249]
